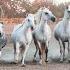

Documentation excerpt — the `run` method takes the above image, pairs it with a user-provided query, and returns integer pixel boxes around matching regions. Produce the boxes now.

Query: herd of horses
[0,5,70,67]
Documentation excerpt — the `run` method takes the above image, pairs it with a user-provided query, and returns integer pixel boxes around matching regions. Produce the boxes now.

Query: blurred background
[0,0,70,18]
[0,0,70,38]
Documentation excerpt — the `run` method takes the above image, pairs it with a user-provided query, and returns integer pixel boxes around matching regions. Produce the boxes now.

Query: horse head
[26,14,35,31]
[64,5,70,19]
[40,7,55,22]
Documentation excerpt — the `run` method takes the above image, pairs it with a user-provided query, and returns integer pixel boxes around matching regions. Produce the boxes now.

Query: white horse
[32,7,55,64]
[54,5,70,62]
[11,14,35,66]
[0,22,7,57]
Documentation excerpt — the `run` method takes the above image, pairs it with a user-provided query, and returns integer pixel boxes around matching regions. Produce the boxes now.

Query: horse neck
[62,10,70,32]
[17,21,29,34]
[23,22,30,32]
[40,17,47,31]
[34,11,42,25]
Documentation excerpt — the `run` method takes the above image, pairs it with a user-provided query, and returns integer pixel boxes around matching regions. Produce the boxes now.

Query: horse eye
[45,12,48,15]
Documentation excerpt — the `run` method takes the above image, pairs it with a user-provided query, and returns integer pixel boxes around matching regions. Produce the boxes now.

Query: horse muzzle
[31,26,34,31]
[51,17,55,22]
[0,32,2,37]
[68,11,70,13]
[0,32,3,37]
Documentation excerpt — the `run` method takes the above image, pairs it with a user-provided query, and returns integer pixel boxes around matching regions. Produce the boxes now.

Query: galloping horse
[54,5,70,62]
[32,7,55,64]
[11,14,35,66]
[0,22,7,57]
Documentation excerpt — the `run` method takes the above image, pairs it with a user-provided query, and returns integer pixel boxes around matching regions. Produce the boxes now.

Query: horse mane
[34,8,43,25]
[14,19,26,32]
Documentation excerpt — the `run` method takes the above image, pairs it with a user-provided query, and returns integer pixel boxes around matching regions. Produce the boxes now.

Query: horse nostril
[51,17,55,22]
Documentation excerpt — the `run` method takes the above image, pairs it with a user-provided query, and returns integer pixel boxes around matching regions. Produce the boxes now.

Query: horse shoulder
[54,21,64,33]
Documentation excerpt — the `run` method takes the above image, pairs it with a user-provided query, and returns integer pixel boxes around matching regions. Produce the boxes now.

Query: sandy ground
[0,33,70,70]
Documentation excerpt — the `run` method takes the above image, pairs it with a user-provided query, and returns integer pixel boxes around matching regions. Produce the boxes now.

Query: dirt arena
[0,36,70,70]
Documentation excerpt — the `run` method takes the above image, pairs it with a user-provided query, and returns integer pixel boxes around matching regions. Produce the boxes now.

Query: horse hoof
[14,60,19,64]
[33,58,36,62]
[11,62,17,64]
[39,60,42,65]
[60,60,63,63]
[68,60,70,63]
[45,60,48,63]
[21,64,26,67]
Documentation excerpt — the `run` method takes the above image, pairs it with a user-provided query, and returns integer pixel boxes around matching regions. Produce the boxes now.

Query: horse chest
[54,21,69,41]
[33,23,51,42]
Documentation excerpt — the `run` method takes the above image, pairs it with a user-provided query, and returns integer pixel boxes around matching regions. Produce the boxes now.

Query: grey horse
[32,7,55,64]
[11,14,35,66]
[54,5,70,62]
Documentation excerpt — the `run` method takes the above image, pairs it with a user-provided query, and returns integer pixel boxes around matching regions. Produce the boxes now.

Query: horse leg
[34,46,38,59]
[45,41,49,62]
[20,45,24,62]
[34,40,39,60]
[13,43,16,62]
[59,39,64,62]
[62,42,65,60]
[0,49,1,57]
[45,46,48,62]
[21,44,29,66]
[38,42,43,64]
[33,34,39,60]
[14,42,20,63]
[68,40,70,62]
[68,41,69,55]
[39,49,42,64]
